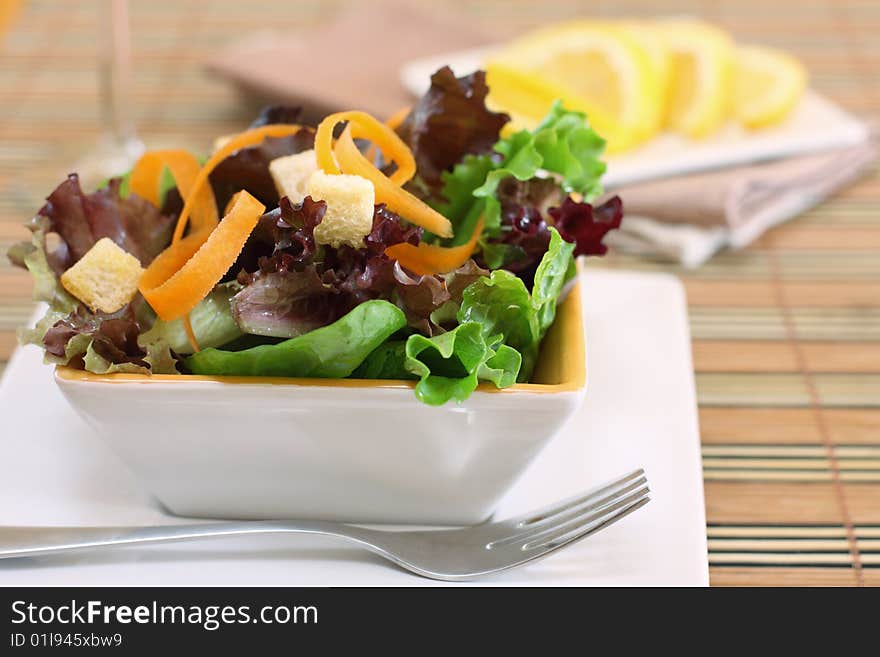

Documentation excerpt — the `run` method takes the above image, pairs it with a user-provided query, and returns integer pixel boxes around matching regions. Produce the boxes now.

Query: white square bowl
[54,283,587,525]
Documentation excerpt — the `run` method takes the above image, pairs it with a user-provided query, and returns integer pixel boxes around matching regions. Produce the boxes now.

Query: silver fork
[0,469,649,581]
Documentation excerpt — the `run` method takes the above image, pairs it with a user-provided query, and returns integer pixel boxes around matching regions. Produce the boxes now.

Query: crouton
[269,149,319,204]
[60,238,144,313]
[305,170,375,249]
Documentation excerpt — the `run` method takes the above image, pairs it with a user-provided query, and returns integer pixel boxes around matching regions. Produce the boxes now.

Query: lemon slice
[651,20,734,138]
[485,22,661,153]
[734,45,807,129]
[485,61,624,145]
[617,21,672,137]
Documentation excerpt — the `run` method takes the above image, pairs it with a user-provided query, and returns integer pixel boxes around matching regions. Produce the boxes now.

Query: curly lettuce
[404,323,521,405]
[353,228,575,403]
[437,101,607,238]
[459,227,575,382]
[352,323,521,406]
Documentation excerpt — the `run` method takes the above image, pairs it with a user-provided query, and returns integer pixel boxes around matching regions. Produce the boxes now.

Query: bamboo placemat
[0,0,877,586]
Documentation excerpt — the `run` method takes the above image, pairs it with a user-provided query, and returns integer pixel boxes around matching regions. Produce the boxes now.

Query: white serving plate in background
[401,47,869,189]
[0,269,708,585]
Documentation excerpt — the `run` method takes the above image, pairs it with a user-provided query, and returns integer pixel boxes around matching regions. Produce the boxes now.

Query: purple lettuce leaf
[548,195,624,257]
[234,195,327,278]
[9,174,177,373]
[474,176,564,287]
[28,174,174,275]
[43,304,148,368]
[407,259,490,334]
[396,66,509,194]
[232,196,339,338]
[232,199,477,338]
[389,263,450,335]
[231,265,340,339]
[321,204,422,304]
[444,259,491,302]
[472,176,623,285]
[209,126,315,211]
[249,105,304,128]
[323,205,459,334]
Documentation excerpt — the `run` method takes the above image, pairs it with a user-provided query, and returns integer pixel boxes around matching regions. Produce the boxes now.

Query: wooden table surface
[0,0,877,586]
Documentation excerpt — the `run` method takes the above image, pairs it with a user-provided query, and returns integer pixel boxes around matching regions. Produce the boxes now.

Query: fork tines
[489,469,650,552]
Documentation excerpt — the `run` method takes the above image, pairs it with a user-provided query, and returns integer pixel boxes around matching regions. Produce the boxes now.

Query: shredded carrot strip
[129,150,218,231]
[315,110,415,183]
[140,230,211,290]
[314,114,339,174]
[365,106,412,161]
[183,316,201,352]
[137,126,301,329]
[130,150,222,351]
[315,110,452,237]
[128,154,166,207]
[385,216,484,276]
[334,126,452,237]
[139,191,266,321]
[172,124,302,244]
[385,105,411,131]
[140,229,213,350]
[341,122,415,185]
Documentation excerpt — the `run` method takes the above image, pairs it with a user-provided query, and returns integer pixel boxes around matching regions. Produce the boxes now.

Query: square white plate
[400,48,869,188]
[0,269,708,586]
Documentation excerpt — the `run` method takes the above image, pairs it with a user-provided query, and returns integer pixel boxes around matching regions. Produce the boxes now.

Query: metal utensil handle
[0,520,372,559]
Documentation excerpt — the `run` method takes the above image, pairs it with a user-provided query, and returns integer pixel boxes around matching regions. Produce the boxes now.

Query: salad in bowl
[8,68,623,522]
[10,67,622,407]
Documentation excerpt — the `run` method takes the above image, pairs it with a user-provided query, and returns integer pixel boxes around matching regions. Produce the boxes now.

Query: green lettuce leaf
[432,153,493,235]
[403,322,521,406]
[350,341,414,380]
[437,101,607,237]
[140,339,179,375]
[457,268,539,381]
[15,216,81,357]
[477,344,522,389]
[456,227,575,382]
[352,323,523,405]
[479,242,527,270]
[531,227,577,335]
[138,282,243,356]
[184,300,406,378]
[530,102,607,199]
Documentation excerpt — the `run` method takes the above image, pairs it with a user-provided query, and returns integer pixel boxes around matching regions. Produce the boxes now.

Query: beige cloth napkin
[605,128,878,266]
[206,2,878,267]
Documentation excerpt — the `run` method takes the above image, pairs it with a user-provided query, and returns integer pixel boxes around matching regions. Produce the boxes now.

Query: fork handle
[0,521,377,559]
